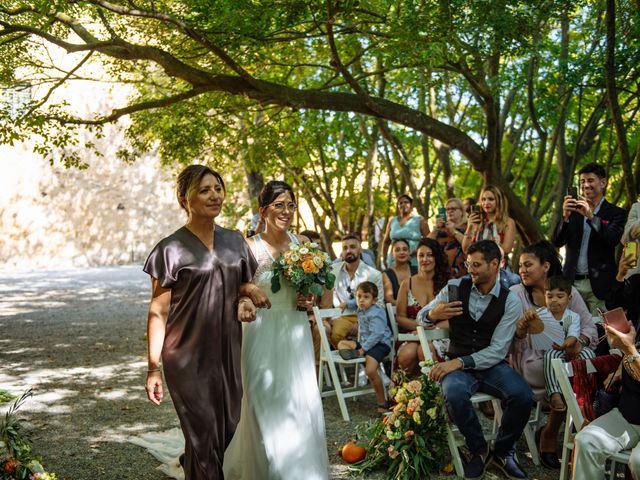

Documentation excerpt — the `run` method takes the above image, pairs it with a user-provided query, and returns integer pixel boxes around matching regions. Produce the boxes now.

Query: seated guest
[510,240,597,468]
[621,199,640,279]
[382,239,417,305]
[551,162,627,313]
[337,281,393,413]
[321,234,383,347]
[418,240,533,480]
[395,238,449,374]
[428,197,468,278]
[606,249,640,327]
[572,323,640,479]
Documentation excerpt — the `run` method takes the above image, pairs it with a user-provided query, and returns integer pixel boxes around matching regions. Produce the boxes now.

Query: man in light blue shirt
[417,240,532,480]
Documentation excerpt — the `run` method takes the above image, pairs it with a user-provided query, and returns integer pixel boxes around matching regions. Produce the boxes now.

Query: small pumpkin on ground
[341,441,366,463]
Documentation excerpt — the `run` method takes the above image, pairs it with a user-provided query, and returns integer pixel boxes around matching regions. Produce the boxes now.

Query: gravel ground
[0,266,556,479]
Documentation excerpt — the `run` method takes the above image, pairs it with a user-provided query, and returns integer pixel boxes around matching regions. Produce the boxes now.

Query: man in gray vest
[418,240,532,480]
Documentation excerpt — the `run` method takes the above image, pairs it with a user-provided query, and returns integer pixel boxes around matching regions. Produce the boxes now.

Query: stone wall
[0,140,186,269]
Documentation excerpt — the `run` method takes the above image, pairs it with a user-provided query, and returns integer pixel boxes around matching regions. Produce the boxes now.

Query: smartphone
[447,284,460,302]
[602,307,630,334]
[624,241,639,268]
[471,205,481,214]
[438,207,447,219]
[567,186,578,199]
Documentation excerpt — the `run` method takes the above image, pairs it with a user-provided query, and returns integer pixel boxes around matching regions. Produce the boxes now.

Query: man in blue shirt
[418,240,532,480]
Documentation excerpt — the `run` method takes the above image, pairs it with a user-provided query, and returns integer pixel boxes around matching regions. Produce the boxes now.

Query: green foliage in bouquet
[349,361,449,479]
[1,390,57,480]
[271,241,335,296]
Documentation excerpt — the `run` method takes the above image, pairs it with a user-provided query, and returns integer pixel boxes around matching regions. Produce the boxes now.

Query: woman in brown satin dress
[143,165,266,479]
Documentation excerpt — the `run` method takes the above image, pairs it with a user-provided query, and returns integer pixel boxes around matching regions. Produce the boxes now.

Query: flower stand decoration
[349,360,449,479]
[1,390,57,480]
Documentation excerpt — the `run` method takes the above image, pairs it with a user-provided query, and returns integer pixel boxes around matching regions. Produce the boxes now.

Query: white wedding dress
[131,233,329,480]
[223,233,329,479]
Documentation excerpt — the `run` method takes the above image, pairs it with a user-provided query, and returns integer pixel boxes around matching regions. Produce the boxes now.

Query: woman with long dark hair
[224,180,329,479]
[395,237,449,374]
[510,240,597,469]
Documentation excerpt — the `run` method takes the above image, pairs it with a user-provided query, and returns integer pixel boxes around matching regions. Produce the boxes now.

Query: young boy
[537,276,595,410]
[337,281,393,413]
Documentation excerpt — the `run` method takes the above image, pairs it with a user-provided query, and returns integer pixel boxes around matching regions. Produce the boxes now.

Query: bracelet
[147,367,161,373]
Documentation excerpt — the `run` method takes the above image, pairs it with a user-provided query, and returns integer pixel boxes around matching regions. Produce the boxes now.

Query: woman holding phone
[428,198,468,278]
[462,185,516,257]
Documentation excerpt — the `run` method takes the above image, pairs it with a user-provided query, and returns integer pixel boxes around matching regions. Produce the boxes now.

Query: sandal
[338,349,361,360]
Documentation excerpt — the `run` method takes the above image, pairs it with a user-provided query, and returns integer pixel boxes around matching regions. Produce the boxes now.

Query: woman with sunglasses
[224,180,329,479]
[510,240,597,469]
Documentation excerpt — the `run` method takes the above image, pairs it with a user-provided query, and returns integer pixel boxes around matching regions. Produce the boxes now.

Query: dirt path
[0,266,552,479]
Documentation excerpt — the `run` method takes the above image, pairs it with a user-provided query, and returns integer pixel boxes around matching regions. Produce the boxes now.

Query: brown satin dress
[144,225,257,479]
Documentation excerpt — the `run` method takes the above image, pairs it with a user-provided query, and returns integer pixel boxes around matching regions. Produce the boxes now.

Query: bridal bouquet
[271,241,335,296]
[349,361,449,479]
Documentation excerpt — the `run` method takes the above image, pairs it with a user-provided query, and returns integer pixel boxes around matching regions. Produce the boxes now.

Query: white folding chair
[416,325,504,478]
[552,357,630,480]
[386,302,419,343]
[312,306,384,421]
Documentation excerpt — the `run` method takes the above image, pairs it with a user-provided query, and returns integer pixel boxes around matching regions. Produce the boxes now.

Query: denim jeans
[441,361,533,456]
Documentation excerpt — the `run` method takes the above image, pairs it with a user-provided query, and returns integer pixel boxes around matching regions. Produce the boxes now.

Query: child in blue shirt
[338,281,393,413]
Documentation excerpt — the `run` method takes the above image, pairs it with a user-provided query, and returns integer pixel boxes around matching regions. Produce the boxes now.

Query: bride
[223,180,329,479]
[131,180,329,479]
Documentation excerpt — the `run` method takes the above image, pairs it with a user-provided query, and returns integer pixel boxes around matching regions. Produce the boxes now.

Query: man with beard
[551,162,627,314]
[417,240,532,480]
[322,234,384,347]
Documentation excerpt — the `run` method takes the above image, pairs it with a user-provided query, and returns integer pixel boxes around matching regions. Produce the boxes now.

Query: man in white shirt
[321,234,384,347]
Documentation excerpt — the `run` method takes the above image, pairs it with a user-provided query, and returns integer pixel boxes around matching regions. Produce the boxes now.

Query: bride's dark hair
[258,180,296,208]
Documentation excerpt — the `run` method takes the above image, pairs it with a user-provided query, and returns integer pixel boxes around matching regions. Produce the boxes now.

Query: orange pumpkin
[341,442,366,463]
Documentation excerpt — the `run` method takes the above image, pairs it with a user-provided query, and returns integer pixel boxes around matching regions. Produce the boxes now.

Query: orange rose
[302,259,319,273]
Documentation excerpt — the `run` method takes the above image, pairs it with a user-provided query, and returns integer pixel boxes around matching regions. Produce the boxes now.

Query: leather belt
[574,273,589,280]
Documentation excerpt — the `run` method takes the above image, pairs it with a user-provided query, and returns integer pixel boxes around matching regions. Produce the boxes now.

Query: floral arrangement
[271,241,335,296]
[349,361,449,479]
[1,390,57,480]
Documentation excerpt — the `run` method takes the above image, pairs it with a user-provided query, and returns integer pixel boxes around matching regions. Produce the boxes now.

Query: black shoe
[486,451,527,479]
[463,453,486,480]
[338,349,361,360]
[539,451,561,469]
[179,453,185,468]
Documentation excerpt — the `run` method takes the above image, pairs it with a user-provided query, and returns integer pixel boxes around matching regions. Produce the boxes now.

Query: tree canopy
[1,0,639,252]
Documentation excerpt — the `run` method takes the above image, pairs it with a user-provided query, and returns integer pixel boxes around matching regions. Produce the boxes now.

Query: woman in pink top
[510,240,598,469]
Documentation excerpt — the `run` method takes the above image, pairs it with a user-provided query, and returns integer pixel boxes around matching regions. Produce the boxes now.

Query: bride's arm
[239,236,271,308]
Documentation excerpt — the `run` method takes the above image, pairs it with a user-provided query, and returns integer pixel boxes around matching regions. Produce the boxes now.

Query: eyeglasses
[269,202,297,212]
[463,261,486,270]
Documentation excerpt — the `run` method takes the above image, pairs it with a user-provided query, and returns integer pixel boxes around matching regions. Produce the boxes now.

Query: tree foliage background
[1,0,639,255]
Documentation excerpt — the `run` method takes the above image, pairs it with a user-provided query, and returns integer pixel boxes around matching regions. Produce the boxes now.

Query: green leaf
[270,274,281,293]
[310,283,323,296]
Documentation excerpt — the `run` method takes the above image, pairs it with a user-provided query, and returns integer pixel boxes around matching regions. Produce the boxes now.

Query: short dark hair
[545,275,572,295]
[577,162,607,179]
[299,230,321,242]
[398,194,413,204]
[341,233,360,243]
[356,281,378,298]
[467,240,502,263]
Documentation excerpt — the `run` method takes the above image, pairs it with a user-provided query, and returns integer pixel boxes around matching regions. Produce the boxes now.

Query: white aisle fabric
[223,233,329,480]
[129,428,185,480]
